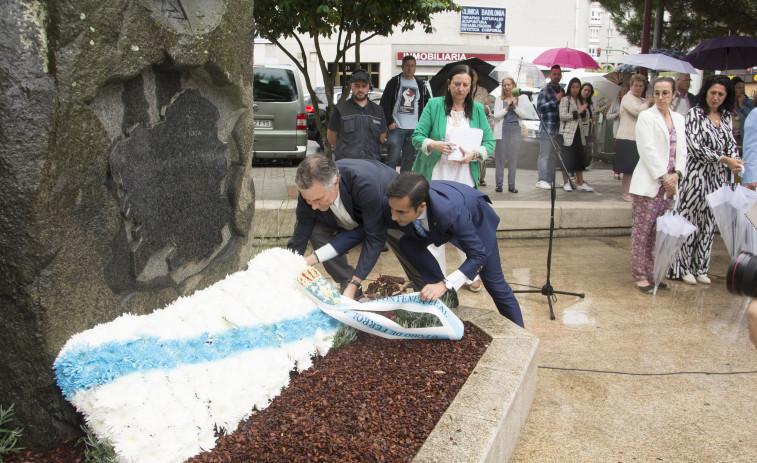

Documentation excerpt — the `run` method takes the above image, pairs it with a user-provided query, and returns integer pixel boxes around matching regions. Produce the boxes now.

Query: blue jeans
[538,130,556,183]
[385,128,417,172]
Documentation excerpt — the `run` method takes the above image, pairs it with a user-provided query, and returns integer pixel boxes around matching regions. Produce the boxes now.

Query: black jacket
[287,159,398,279]
[379,74,430,127]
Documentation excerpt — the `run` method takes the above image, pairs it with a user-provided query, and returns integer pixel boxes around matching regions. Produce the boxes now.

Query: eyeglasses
[653,91,671,98]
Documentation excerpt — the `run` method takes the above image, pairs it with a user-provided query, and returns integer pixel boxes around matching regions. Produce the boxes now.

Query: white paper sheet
[447,127,483,161]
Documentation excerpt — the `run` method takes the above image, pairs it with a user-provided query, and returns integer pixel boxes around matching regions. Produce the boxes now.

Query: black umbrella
[684,36,757,71]
[429,57,499,97]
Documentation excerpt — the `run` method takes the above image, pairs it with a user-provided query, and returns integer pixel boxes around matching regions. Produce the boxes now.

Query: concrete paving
[250,159,757,462]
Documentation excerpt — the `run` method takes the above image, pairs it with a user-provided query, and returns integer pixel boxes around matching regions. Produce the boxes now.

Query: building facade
[255,0,640,90]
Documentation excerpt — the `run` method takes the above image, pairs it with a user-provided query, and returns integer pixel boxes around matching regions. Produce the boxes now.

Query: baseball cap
[351,69,371,84]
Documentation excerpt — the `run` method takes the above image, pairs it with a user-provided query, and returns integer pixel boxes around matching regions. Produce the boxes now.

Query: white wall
[257,0,638,89]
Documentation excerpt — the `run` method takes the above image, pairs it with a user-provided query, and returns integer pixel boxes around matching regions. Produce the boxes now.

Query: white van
[252,65,308,164]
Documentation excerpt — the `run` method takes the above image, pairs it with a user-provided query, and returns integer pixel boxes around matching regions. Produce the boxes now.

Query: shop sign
[396,52,506,66]
[460,7,506,34]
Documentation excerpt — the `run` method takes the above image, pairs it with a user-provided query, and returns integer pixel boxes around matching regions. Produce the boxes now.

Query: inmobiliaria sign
[397,52,505,66]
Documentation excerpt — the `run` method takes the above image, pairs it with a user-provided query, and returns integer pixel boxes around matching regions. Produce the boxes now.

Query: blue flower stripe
[54,310,340,399]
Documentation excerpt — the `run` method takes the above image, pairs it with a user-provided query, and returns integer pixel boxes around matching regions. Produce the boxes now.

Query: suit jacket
[630,104,687,198]
[287,159,398,279]
[383,180,498,279]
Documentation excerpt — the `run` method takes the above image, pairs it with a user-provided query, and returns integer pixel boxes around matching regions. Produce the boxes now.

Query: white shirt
[313,191,357,263]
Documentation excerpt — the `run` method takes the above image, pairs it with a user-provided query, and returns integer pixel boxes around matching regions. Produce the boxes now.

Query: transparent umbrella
[653,209,697,295]
[590,80,621,114]
[707,184,757,258]
[489,59,546,89]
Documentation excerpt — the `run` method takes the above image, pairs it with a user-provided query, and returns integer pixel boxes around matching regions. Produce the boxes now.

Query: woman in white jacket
[629,76,687,293]
[492,77,527,193]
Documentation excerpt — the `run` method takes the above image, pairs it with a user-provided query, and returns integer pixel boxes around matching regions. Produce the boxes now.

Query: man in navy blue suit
[383,172,524,327]
[288,156,422,300]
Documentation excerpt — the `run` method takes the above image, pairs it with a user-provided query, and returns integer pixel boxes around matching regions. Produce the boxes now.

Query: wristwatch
[349,278,361,289]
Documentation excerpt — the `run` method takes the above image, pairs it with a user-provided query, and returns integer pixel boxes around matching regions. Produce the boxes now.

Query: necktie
[412,219,427,238]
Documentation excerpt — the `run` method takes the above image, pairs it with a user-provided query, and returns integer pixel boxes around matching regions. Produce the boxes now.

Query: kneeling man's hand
[419,281,447,302]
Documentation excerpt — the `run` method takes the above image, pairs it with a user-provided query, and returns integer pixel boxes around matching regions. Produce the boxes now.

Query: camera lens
[727,251,757,297]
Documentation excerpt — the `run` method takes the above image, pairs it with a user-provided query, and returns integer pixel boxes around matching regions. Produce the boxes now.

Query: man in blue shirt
[741,110,757,190]
[535,65,564,188]
[379,56,430,172]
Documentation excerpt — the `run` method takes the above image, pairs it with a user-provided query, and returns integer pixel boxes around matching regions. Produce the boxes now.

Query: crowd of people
[294,54,756,331]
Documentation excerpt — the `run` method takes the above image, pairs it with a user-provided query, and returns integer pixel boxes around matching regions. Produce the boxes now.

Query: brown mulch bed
[8,321,490,463]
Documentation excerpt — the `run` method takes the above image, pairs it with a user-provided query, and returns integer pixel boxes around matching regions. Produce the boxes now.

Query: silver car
[252,66,308,164]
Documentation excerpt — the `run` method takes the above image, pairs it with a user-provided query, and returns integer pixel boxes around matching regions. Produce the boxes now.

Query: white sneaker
[535,180,552,190]
[563,183,573,191]
[696,275,711,284]
[681,274,697,285]
[577,183,594,192]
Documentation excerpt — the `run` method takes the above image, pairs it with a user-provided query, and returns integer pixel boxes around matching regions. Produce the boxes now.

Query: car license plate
[254,120,272,128]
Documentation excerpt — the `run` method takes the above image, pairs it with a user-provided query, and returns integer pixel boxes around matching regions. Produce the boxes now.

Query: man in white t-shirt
[379,56,430,172]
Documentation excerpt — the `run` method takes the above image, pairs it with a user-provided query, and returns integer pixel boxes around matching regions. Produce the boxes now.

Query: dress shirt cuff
[445,270,468,291]
[314,244,338,263]
[422,138,434,155]
[476,146,489,160]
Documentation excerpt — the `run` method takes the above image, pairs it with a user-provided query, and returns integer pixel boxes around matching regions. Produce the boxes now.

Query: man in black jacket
[379,56,430,172]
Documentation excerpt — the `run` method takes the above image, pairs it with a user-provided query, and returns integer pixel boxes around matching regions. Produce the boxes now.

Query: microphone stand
[512,93,585,320]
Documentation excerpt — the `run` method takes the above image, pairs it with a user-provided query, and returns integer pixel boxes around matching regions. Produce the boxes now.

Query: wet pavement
[250,154,757,461]
[372,236,757,462]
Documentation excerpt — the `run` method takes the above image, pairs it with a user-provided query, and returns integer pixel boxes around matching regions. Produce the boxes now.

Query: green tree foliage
[254,0,460,155]
[596,0,757,52]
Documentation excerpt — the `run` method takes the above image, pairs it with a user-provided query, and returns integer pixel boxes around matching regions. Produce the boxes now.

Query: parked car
[252,65,308,164]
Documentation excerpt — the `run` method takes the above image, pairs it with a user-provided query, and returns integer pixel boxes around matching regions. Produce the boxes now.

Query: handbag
[582,140,593,168]
[520,121,528,139]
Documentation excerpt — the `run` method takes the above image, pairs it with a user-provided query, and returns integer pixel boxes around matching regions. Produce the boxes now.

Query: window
[589,27,600,43]
[590,8,601,23]
[253,68,298,102]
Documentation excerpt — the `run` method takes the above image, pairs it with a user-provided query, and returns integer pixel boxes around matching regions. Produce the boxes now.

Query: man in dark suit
[288,156,422,300]
[382,172,524,327]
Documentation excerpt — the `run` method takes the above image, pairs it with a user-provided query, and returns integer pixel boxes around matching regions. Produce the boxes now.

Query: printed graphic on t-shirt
[398,86,416,114]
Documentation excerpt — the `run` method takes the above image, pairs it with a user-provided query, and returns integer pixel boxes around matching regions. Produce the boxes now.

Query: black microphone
[512,88,534,97]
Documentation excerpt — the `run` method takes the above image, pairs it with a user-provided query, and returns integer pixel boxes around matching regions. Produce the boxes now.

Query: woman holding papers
[412,64,495,189]
[412,64,495,292]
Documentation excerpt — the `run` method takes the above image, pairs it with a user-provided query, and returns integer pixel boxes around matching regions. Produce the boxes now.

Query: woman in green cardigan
[411,64,495,189]
[410,64,495,292]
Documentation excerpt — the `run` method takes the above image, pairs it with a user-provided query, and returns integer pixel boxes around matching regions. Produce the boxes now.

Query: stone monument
[0,0,256,449]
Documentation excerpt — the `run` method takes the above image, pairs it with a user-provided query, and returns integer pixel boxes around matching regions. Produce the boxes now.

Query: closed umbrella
[684,36,757,71]
[489,59,546,89]
[429,57,498,97]
[706,184,757,258]
[533,47,600,70]
[619,53,698,74]
[653,209,697,295]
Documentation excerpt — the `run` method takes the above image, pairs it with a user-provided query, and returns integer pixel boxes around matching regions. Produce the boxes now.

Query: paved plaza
[251,159,757,461]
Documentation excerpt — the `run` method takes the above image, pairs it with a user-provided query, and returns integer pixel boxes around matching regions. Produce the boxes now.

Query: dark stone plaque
[106,89,230,291]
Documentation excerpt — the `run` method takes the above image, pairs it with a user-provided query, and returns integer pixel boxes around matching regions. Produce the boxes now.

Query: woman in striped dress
[668,75,745,285]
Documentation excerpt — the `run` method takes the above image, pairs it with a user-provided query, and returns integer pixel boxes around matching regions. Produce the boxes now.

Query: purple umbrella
[684,36,757,71]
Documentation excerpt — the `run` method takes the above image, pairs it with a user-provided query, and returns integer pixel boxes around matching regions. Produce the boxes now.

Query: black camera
[726,251,757,297]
